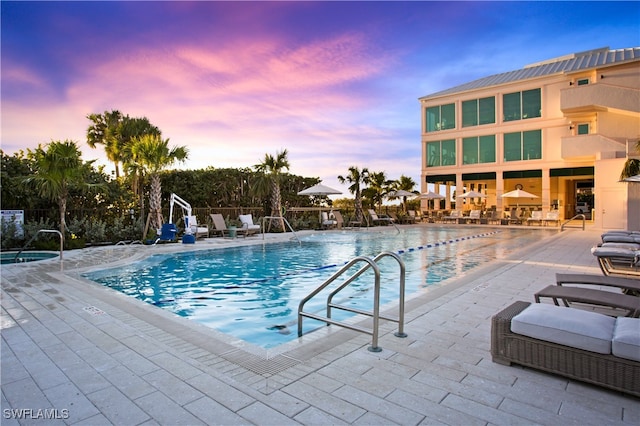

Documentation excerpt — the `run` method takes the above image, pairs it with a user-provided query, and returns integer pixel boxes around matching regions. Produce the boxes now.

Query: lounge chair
[505,208,521,225]
[534,284,640,317]
[321,211,338,229]
[542,211,559,226]
[368,209,394,226]
[466,210,481,224]
[209,213,243,238]
[602,232,640,244]
[556,272,640,296]
[185,215,209,239]
[239,214,261,235]
[331,211,344,229]
[408,210,422,223]
[442,210,461,223]
[591,245,640,277]
[527,210,543,226]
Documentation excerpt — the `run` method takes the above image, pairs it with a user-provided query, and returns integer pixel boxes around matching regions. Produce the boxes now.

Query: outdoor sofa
[491,301,640,397]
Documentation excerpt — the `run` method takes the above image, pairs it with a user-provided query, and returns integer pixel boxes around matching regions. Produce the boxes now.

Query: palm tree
[390,174,418,212]
[86,110,124,178]
[337,166,369,223]
[254,149,290,232]
[24,140,89,244]
[620,140,640,180]
[130,135,188,233]
[366,171,394,213]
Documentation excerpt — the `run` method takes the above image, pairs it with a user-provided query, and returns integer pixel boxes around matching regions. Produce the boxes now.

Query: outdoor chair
[527,210,543,226]
[239,214,261,235]
[368,209,394,226]
[321,211,338,229]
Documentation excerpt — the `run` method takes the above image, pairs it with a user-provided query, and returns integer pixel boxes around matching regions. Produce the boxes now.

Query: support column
[496,172,504,216]
[542,168,551,213]
[445,182,451,210]
[456,173,463,211]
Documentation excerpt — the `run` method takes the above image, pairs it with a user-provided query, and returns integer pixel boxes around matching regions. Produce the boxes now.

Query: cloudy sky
[2,1,639,195]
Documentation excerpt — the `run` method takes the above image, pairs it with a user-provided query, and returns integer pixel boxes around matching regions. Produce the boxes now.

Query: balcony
[561,83,640,115]
[561,134,626,160]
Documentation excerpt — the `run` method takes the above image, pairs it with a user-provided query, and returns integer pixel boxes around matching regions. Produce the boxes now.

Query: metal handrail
[561,214,586,231]
[14,229,63,262]
[262,216,301,245]
[297,251,406,352]
[327,251,406,338]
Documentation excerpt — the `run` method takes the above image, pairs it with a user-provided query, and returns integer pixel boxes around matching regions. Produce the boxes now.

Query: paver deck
[2,225,639,425]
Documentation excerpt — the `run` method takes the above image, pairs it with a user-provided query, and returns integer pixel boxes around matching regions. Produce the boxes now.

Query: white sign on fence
[1,210,25,238]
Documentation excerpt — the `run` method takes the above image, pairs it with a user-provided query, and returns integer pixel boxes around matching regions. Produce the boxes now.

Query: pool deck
[1,225,638,425]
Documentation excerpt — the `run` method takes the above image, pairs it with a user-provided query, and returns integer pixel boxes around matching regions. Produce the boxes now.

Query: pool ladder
[14,229,64,262]
[297,251,407,352]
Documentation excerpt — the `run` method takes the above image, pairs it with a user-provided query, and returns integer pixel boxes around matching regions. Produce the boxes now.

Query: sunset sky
[2,1,639,196]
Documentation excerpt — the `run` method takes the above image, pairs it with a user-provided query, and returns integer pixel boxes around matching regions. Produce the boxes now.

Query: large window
[426,103,455,132]
[462,135,496,164]
[462,97,495,127]
[503,88,541,122]
[504,130,542,161]
[426,139,456,167]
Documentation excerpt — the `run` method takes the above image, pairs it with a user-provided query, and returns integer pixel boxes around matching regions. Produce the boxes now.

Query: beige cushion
[612,317,640,361]
[511,303,615,354]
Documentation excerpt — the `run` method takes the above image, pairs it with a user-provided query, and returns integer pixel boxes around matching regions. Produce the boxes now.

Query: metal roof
[420,47,640,100]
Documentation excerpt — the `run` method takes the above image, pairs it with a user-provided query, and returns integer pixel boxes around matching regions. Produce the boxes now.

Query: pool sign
[1,210,24,238]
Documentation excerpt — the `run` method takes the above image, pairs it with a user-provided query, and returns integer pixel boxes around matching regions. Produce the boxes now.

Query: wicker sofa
[491,301,640,397]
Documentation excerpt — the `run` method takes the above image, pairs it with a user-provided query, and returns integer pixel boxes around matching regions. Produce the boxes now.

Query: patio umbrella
[419,191,445,200]
[298,183,342,225]
[501,189,539,210]
[622,174,640,183]
[387,189,417,212]
[419,191,445,210]
[297,183,342,196]
[458,190,486,199]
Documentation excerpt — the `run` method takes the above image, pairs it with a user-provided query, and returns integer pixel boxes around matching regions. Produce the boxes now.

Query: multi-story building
[419,47,640,230]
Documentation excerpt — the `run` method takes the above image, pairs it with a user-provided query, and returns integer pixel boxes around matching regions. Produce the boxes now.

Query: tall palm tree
[24,140,89,244]
[86,110,124,178]
[130,135,188,233]
[620,140,640,180]
[254,149,290,232]
[390,174,418,212]
[337,166,369,223]
[366,171,394,213]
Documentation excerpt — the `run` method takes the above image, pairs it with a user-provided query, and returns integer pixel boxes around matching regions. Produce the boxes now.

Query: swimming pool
[84,227,557,348]
[1,251,59,264]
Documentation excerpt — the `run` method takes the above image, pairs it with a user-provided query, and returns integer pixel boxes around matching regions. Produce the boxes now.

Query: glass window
[463,137,478,164]
[462,97,495,127]
[441,139,456,165]
[503,92,521,122]
[478,97,495,125]
[503,89,541,121]
[441,104,455,130]
[462,100,478,127]
[463,135,495,165]
[504,130,542,161]
[578,123,589,135]
[427,139,456,167]
[479,135,496,163]
[426,104,455,132]
[522,89,541,119]
[577,78,589,85]
[504,132,522,161]
[426,107,439,132]
[523,130,542,160]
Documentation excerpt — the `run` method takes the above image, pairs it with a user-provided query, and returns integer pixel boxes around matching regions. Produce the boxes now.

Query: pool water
[85,227,557,348]
[1,251,59,264]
